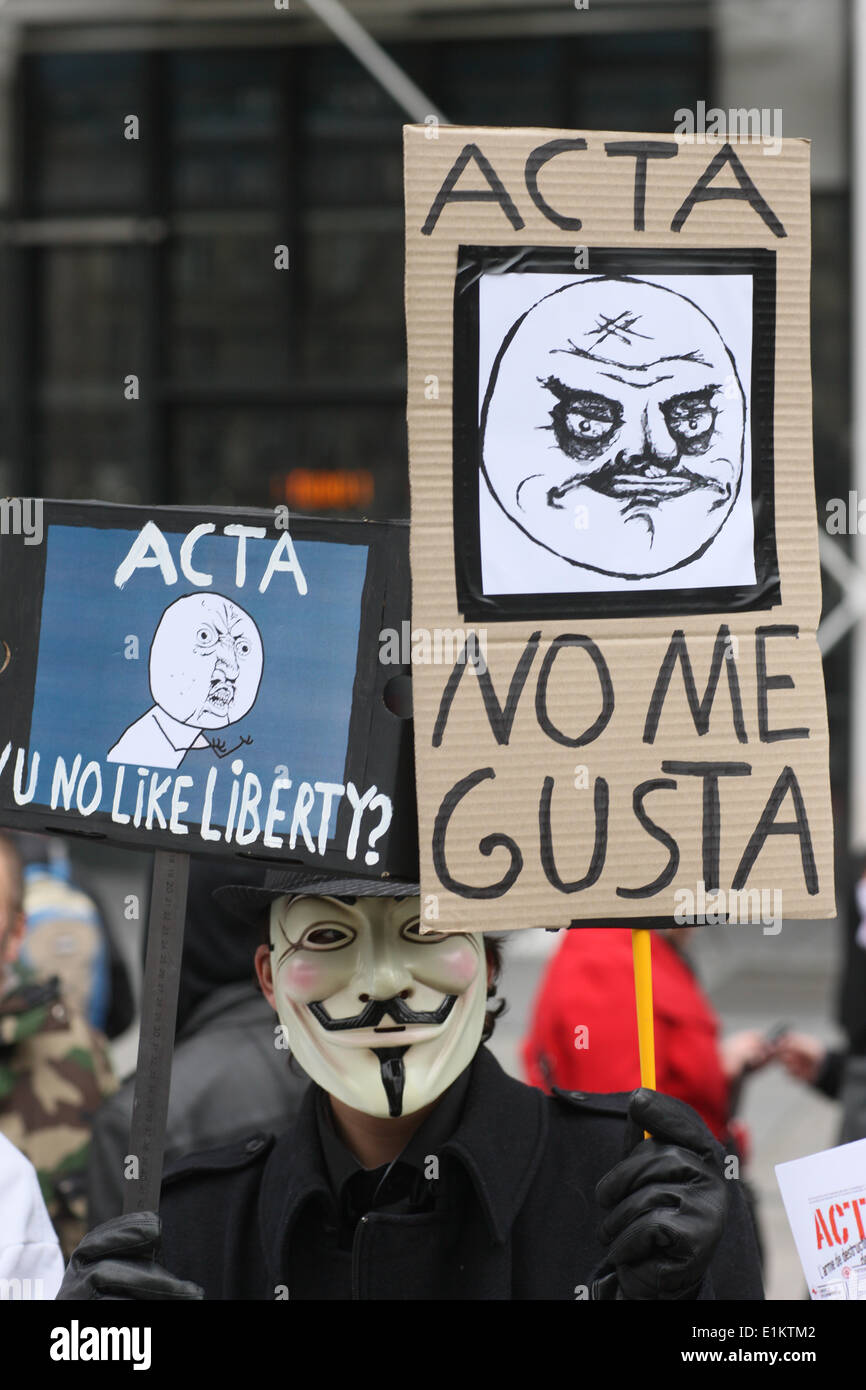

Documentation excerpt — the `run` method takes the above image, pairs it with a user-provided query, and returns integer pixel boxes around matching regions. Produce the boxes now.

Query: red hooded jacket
[521,928,731,1144]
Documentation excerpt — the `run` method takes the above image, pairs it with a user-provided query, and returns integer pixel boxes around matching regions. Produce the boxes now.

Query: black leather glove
[56,1212,204,1301]
[594,1088,728,1300]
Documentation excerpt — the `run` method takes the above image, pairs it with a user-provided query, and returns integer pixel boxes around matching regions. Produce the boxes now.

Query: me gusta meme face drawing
[480,276,746,580]
[107,592,264,770]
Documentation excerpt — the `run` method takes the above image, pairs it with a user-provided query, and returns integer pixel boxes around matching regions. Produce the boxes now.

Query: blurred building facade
[0,0,851,791]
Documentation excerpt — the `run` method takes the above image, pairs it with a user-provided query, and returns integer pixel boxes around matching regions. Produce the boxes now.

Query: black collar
[440,1046,548,1244]
[258,1045,548,1278]
[315,1062,472,1198]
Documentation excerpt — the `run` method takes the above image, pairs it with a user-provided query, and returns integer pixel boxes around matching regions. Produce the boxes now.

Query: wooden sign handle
[631,927,656,1138]
[122,850,190,1215]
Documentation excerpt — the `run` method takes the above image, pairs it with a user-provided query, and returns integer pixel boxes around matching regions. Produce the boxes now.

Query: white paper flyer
[775,1138,866,1299]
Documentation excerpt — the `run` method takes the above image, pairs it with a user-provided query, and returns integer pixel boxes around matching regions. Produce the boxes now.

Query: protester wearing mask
[59,869,764,1302]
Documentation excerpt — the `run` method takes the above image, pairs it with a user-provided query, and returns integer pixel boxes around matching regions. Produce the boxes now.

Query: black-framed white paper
[453,246,780,621]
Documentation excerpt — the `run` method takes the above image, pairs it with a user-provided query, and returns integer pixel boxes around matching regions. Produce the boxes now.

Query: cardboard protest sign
[0,501,415,876]
[404,125,834,932]
[776,1139,866,1299]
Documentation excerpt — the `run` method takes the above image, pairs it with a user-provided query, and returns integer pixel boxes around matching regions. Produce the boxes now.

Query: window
[6,30,712,519]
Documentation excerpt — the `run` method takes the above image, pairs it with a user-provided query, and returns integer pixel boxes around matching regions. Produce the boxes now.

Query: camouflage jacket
[0,971,117,1258]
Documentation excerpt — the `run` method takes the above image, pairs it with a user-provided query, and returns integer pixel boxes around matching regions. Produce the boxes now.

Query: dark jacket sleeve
[701,1170,765,1300]
[158,1138,274,1301]
[813,1048,846,1100]
[86,988,303,1230]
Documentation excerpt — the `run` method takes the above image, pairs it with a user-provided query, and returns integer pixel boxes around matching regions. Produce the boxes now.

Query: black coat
[159,1045,764,1301]
[88,982,305,1226]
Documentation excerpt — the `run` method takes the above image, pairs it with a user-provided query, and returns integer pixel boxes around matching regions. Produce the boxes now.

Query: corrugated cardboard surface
[404,125,834,931]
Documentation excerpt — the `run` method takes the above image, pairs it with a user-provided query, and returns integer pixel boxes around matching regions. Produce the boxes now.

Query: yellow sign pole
[631,928,656,1136]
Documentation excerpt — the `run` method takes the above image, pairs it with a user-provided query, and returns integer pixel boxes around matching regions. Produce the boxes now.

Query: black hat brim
[213,867,420,928]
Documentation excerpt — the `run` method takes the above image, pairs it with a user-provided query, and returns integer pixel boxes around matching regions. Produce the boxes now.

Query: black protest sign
[0,500,415,877]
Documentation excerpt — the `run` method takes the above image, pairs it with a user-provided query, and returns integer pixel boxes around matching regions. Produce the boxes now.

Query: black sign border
[0,500,416,877]
[453,244,781,622]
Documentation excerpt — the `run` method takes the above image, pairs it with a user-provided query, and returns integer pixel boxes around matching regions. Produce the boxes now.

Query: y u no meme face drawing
[107,593,264,769]
[481,276,746,580]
